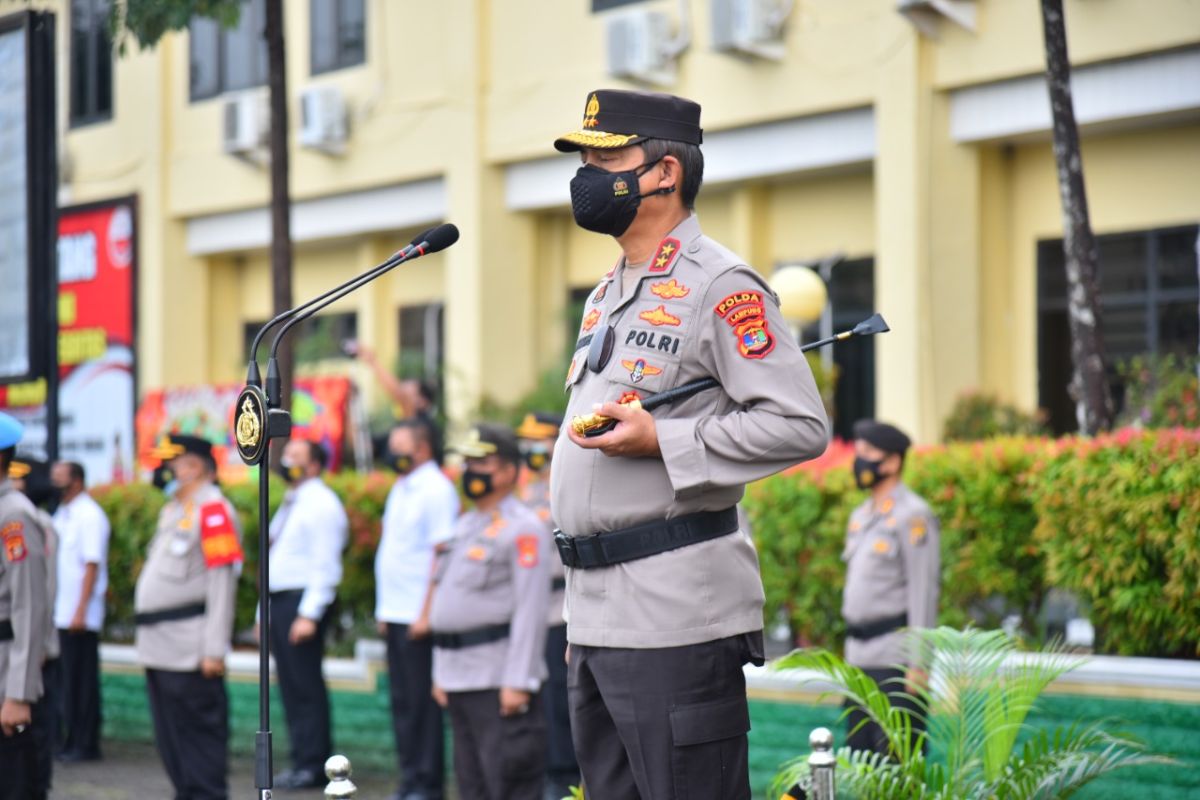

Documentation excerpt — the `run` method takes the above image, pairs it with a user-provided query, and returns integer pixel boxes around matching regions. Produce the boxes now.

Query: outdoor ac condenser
[299,85,349,156]
[710,0,787,60]
[222,92,267,161]
[606,9,677,86]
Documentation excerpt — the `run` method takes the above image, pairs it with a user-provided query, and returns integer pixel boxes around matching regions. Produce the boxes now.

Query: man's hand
[499,687,532,717]
[566,402,660,458]
[905,667,929,693]
[431,683,448,708]
[200,658,226,679]
[376,620,387,637]
[69,608,87,633]
[289,616,317,645]
[408,615,431,640]
[0,699,31,737]
[564,644,571,665]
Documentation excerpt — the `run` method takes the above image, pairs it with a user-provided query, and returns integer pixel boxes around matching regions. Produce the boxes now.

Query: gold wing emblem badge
[236,396,262,449]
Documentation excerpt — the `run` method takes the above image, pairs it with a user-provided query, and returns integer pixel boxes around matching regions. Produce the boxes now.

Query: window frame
[69,0,113,128]
[309,0,366,76]
[188,0,268,103]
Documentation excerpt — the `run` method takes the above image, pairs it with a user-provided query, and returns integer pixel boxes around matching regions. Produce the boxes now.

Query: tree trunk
[265,0,294,445]
[1040,0,1114,435]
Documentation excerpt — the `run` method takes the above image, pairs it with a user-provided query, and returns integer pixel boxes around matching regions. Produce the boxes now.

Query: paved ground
[49,739,417,799]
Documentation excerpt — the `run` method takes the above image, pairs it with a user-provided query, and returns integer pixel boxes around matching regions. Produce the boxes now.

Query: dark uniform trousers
[37,657,60,795]
[844,667,926,756]
[0,704,43,800]
[543,623,578,787]
[568,634,756,800]
[58,630,102,757]
[446,689,546,800]
[145,669,229,800]
[385,623,445,799]
[269,589,333,775]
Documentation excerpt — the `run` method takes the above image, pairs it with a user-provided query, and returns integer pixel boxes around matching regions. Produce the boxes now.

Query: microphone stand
[232,231,448,799]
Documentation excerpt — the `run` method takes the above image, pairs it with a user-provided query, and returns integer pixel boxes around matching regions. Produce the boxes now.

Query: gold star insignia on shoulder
[661,242,675,256]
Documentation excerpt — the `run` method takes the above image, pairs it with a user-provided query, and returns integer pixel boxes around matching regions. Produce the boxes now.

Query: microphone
[264,223,459,404]
[244,225,442,389]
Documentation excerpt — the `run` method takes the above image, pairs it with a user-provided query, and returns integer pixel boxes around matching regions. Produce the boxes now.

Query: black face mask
[152,465,174,491]
[461,469,494,501]
[277,462,305,484]
[389,452,415,475]
[853,456,886,490]
[523,447,550,472]
[569,157,671,237]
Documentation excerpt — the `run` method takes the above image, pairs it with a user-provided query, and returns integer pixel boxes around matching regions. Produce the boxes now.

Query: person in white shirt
[50,461,109,763]
[375,418,458,800]
[265,439,348,790]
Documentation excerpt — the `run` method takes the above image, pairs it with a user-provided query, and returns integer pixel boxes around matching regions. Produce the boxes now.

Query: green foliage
[109,0,243,52]
[769,628,1170,799]
[1118,354,1200,429]
[90,482,165,640]
[1031,429,1200,657]
[943,392,1046,442]
[477,361,572,428]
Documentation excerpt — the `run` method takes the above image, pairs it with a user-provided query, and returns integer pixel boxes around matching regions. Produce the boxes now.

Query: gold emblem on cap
[583,93,601,128]
[235,396,262,450]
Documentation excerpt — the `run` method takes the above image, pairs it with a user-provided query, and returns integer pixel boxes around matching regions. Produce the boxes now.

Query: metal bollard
[807,727,836,800]
[323,754,357,799]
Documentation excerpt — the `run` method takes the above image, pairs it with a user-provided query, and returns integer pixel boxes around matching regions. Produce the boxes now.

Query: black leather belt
[0,619,11,642]
[845,612,908,641]
[134,602,207,626]
[551,577,566,591]
[555,507,739,570]
[432,623,510,650]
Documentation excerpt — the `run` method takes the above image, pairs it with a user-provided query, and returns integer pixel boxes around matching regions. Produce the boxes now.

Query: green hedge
[93,428,1200,658]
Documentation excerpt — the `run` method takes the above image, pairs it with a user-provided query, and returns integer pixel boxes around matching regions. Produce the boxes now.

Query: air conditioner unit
[222,92,268,161]
[897,0,977,38]
[607,10,677,86]
[299,85,348,156]
[711,0,788,60]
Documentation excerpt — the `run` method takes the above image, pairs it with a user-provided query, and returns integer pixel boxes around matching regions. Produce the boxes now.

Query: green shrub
[1031,429,1200,657]
[1118,354,1200,429]
[942,392,1046,442]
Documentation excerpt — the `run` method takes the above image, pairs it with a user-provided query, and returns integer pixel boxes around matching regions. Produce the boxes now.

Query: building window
[592,0,651,11]
[398,303,444,381]
[241,311,357,367]
[70,0,113,126]
[1037,225,1200,434]
[310,0,365,74]
[189,0,268,101]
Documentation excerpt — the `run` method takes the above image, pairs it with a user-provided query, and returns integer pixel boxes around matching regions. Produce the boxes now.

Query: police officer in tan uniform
[0,414,51,800]
[515,412,578,799]
[842,420,940,755]
[550,90,830,799]
[428,424,552,800]
[136,435,243,800]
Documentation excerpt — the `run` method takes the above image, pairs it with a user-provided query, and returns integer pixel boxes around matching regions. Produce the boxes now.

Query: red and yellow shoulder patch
[2,521,27,563]
[199,501,243,568]
[714,291,775,359]
[516,534,540,569]
[648,237,681,273]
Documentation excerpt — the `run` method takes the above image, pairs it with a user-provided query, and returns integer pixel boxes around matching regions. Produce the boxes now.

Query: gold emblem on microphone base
[236,397,262,450]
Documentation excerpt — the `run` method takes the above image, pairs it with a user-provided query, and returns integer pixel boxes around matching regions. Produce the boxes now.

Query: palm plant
[769,627,1169,799]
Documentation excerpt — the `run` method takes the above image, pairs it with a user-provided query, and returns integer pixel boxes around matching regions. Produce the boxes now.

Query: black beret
[149,433,215,462]
[852,420,912,456]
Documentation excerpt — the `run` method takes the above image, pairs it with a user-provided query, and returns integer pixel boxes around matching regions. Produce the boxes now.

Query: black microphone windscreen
[409,226,438,247]
[418,223,460,255]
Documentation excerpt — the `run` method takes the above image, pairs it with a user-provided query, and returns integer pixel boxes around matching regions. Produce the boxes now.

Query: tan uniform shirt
[135,482,242,671]
[841,483,940,668]
[551,214,829,649]
[520,477,566,627]
[430,495,552,693]
[0,480,49,703]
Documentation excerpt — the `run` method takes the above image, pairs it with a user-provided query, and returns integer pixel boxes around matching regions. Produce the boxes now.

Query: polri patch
[200,501,243,568]
[714,291,765,318]
[734,316,775,360]
[516,534,540,568]
[2,521,27,563]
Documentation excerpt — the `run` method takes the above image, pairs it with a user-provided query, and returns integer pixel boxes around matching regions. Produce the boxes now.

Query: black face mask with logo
[523,447,550,473]
[569,156,671,237]
[276,462,305,484]
[852,456,887,490]
[461,469,494,501]
[388,451,415,475]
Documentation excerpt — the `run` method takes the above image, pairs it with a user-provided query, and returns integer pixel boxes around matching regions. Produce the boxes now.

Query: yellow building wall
[986,121,1200,412]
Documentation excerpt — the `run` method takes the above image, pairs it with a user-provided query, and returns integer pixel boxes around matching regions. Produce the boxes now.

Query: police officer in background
[10,457,60,797]
[842,420,940,755]
[0,415,51,800]
[375,418,459,800]
[429,424,552,800]
[515,412,578,800]
[550,90,830,798]
[135,434,242,800]
[265,438,348,790]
